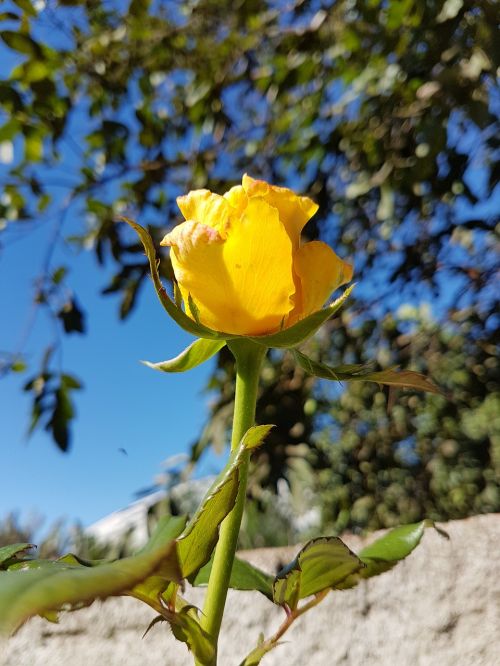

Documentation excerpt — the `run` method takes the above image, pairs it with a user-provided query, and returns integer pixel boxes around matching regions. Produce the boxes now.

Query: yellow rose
[161,174,353,336]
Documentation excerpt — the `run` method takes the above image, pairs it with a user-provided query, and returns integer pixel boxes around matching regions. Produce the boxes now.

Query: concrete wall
[2,514,499,666]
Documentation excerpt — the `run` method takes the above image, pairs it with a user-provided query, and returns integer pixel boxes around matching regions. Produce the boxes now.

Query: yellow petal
[160,219,223,257]
[163,220,230,329]
[221,198,295,333]
[164,200,295,335]
[176,189,233,236]
[242,174,319,247]
[223,184,248,216]
[291,241,353,320]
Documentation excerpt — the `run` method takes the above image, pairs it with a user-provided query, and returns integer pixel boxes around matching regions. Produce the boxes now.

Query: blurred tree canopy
[1,0,498,533]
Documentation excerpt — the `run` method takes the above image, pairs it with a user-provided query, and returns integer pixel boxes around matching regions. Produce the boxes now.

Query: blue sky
[0,2,224,532]
[0,215,222,530]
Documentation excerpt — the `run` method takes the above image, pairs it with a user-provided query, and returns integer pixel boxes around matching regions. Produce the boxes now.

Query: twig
[257,590,330,654]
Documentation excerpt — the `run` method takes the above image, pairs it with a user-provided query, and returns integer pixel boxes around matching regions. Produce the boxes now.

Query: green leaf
[293,350,442,395]
[13,0,38,18]
[0,12,21,21]
[192,556,274,600]
[337,520,433,590]
[0,119,19,142]
[37,192,51,212]
[57,297,86,334]
[0,83,23,112]
[10,359,26,373]
[239,637,280,666]
[127,516,186,612]
[121,218,230,341]
[187,293,201,324]
[56,553,104,568]
[13,59,51,83]
[0,539,179,635]
[52,266,67,285]
[142,338,225,374]
[177,453,242,578]
[177,427,268,578]
[128,0,152,17]
[273,537,363,610]
[352,368,443,395]
[0,31,42,56]
[142,600,215,664]
[61,373,82,390]
[0,543,35,569]
[240,424,274,450]
[250,285,354,348]
[46,386,73,452]
[24,128,43,162]
[166,604,215,665]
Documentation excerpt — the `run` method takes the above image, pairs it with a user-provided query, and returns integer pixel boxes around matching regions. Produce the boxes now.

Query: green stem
[240,590,330,664]
[198,339,267,665]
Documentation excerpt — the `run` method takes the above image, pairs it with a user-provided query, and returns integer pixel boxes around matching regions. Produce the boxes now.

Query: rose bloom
[161,175,353,336]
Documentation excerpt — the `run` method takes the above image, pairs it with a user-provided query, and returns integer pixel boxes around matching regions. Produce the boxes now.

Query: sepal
[142,338,225,374]
[121,217,231,340]
[250,284,355,348]
[146,603,215,664]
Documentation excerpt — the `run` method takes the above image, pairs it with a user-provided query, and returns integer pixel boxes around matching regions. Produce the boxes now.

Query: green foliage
[23,366,82,452]
[0,535,179,635]
[196,520,436,613]
[237,520,437,665]
[0,428,270,644]
[0,513,216,660]
[313,310,500,533]
[273,537,362,609]
[197,305,499,540]
[337,520,434,588]
[1,0,497,460]
[292,348,442,394]
[193,556,274,600]
[272,521,434,607]
[177,424,271,578]
[0,542,35,567]
[239,640,272,666]
[136,514,187,554]
[0,511,434,665]
[240,424,275,451]
[124,517,186,625]
[164,603,215,665]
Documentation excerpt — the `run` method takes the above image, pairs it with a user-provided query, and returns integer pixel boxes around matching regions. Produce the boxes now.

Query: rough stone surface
[2,514,499,665]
